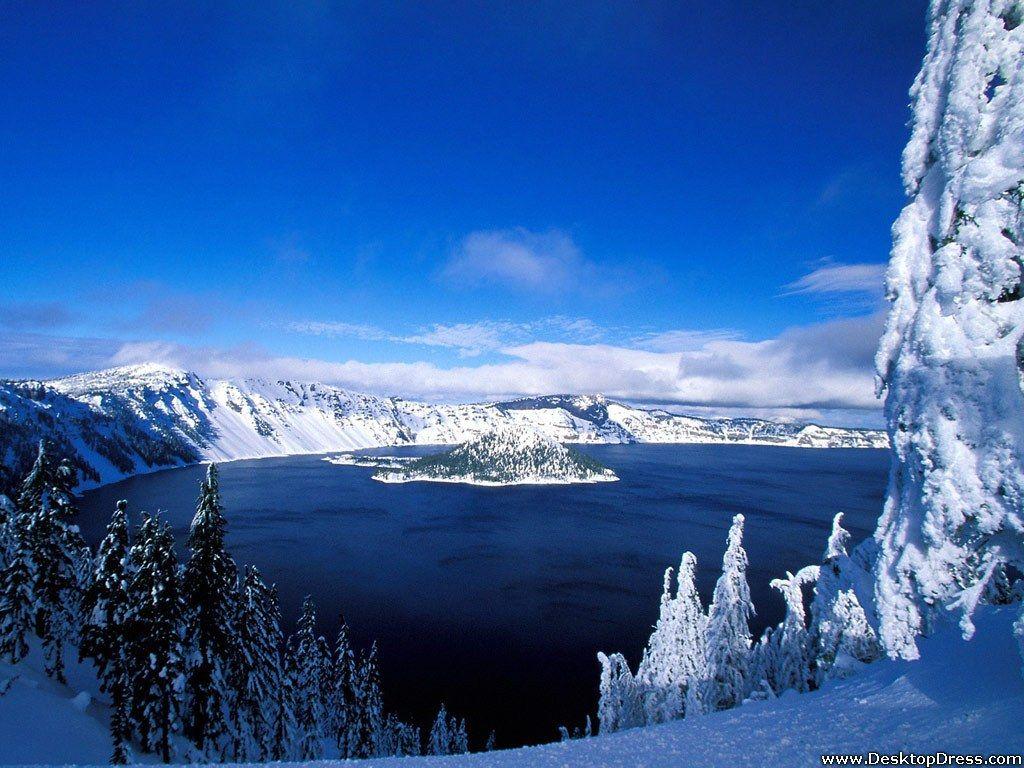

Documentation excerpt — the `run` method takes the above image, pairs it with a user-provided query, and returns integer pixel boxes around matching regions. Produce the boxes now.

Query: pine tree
[637,551,708,722]
[270,664,298,762]
[286,597,330,760]
[0,495,14,571]
[766,566,818,694]
[746,627,778,702]
[595,652,643,734]
[453,717,469,754]
[79,500,137,765]
[182,464,240,757]
[484,730,497,752]
[331,619,358,758]
[808,514,882,685]
[873,0,1024,659]
[15,443,90,682]
[0,501,33,665]
[80,500,133,691]
[109,673,133,765]
[355,643,385,757]
[232,566,282,761]
[704,514,754,710]
[127,515,185,763]
[428,704,453,755]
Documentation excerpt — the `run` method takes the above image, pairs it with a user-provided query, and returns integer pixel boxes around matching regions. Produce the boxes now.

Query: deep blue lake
[78,444,889,748]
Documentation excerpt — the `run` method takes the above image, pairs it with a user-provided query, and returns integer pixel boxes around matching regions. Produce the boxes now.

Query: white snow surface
[2,609,1020,767]
[0,364,888,492]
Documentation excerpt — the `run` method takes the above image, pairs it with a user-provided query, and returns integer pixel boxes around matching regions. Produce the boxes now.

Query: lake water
[77,444,889,749]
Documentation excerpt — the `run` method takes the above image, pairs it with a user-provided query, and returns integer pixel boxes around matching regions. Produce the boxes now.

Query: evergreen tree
[704,514,754,710]
[746,628,778,702]
[80,500,133,691]
[484,730,497,752]
[0,495,14,570]
[286,597,330,760]
[331,619,358,757]
[182,464,239,757]
[80,500,137,765]
[232,566,282,761]
[428,703,453,755]
[766,566,818,694]
[354,642,385,757]
[873,0,1024,659]
[378,714,421,757]
[127,515,185,763]
[270,664,298,762]
[0,501,33,665]
[19,443,89,683]
[808,514,882,684]
[636,551,707,722]
[596,652,643,734]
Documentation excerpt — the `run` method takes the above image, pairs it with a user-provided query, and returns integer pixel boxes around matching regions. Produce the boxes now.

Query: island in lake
[325,427,619,486]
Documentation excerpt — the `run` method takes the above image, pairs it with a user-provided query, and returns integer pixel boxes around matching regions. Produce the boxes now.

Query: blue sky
[0,1,929,424]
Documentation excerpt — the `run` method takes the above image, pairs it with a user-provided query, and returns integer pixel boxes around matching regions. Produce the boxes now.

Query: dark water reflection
[78,444,888,748]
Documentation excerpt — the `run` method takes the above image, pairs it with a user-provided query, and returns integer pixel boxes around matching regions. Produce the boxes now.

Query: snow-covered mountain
[0,364,888,493]
[371,426,619,485]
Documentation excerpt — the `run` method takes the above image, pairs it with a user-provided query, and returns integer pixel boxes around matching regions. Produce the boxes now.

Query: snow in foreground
[2,610,1020,767]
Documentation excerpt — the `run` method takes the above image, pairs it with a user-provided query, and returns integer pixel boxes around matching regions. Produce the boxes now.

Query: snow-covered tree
[428,704,453,755]
[704,514,755,710]
[127,514,185,763]
[0,500,33,665]
[80,500,132,691]
[286,597,331,760]
[809,514,882,684]
[18,443,89,683]
[182,463,240,756]
[353,642,385,757]
[874,0,1024,659]
[270,663,298,762]
[766,566,818,694]
[232,566,282,761]
[636,551,708,722]
[596,651,644,734]
[428,703,469,755]
[331,619,358,757]
[0,495,14,570]
[79,500,136,763]
[378,713,421,757]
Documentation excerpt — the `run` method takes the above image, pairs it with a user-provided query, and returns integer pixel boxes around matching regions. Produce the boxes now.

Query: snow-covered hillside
[2,609,1020,767]
[371,426,619,485]
[0,364,888,494]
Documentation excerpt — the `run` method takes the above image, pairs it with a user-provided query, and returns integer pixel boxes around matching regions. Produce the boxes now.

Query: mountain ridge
[0,364,889,495]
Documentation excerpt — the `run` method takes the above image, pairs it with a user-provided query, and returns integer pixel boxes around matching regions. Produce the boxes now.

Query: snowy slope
[2,609,1019,767]
[0,364,888,494]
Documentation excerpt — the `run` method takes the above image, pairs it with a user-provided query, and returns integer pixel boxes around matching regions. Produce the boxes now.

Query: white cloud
[402,322,522,357]
[632,328,741,352]
[284,315,606,357]
[783,262,886,296]
[283,321,392,341]
[441,228,594,291]
[1,311,886,420]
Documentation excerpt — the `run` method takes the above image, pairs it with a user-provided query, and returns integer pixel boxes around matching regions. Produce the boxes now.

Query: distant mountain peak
[0,364,888,496]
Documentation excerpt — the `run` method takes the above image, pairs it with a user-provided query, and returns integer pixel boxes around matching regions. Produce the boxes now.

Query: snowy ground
[2,610,1020,767]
